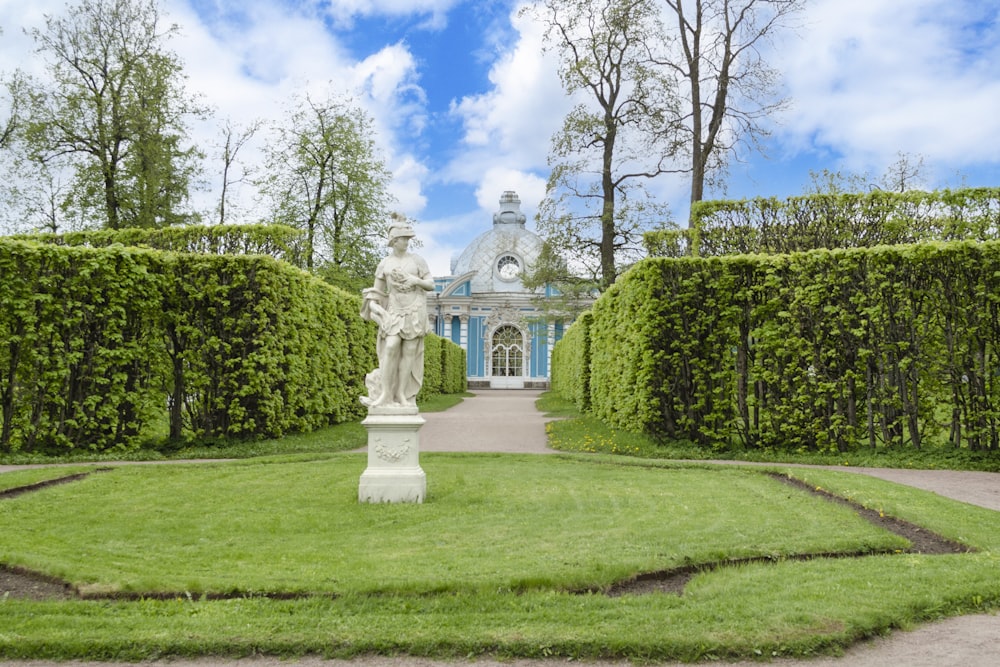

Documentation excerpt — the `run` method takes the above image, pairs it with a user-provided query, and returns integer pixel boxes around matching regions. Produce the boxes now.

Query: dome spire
[493,190,526,227]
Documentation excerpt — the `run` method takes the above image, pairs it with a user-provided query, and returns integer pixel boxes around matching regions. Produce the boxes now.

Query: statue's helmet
[387,219,416,245]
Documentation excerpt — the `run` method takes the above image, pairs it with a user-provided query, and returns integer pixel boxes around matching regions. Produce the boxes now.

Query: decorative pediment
[485,301,526,332]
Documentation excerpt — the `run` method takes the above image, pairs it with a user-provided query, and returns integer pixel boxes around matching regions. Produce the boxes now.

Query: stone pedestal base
[358,407,426,503]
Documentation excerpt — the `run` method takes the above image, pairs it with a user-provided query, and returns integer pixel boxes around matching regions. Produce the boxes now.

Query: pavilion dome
[450,191,544,294]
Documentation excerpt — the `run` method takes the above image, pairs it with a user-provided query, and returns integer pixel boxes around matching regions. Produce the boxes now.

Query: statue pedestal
[358,407,426,503]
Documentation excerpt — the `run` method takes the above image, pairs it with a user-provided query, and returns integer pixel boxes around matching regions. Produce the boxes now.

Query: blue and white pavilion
[428,191,570,388]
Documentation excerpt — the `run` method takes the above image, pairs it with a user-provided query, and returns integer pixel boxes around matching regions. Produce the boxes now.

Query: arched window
[491,325,523,377]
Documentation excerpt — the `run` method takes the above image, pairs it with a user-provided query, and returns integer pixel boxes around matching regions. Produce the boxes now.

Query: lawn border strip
[594,547,917,598]
[0,467,114,499]
[592,470,976,597]
[767,472,975,555]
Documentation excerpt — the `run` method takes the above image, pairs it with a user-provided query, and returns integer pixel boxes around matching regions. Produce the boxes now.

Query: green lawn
[2,453,999,662]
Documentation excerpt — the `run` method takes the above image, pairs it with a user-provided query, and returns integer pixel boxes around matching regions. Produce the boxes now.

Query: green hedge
[0,236,468,454]
[550,311,591,412]
[0,242,166,453]
[440,338,467,395]
[417,334,467,401]
[644,188,1000,257]
[558,240,1000,453]
[14,224,305,265]
[417,335,443,402]
[0,239,373,453]
[161,253,375,441]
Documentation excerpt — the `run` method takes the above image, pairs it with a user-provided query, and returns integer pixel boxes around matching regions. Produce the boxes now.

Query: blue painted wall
[529,321,548,377]
[467,316,485,377]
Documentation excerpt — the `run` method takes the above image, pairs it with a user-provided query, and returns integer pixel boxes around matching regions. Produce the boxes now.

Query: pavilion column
[444,314,455,344]
[547,321,556,381]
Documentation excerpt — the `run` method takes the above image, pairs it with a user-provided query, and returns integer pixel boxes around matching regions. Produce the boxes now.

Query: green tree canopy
[10,0,205,231]
[256,91,393,291]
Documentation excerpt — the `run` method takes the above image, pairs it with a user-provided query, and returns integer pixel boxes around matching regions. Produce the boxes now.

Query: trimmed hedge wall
[550,311,591,412]
[644,187,1000,257]
[0,238,465,454]
[14,224,305,265]
[417,335,443,402]
[160,252,374,441]
[440,338,467,395]
[0,242,166,453]
[556,240,1000,453]
[417,333,468,401]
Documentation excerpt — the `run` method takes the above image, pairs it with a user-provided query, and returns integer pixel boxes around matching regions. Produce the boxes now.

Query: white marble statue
[360,217,434,408]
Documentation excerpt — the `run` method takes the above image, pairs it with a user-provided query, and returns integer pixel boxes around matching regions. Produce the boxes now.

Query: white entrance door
[490,325,524,389]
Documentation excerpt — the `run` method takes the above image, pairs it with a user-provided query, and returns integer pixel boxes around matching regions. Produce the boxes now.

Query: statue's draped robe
[367,252,430,404]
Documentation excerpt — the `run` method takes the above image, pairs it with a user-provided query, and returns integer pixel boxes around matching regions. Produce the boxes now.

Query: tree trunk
[600,119,618,287]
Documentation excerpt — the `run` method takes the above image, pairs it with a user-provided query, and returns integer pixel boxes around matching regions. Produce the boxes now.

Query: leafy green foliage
[519,240,600,318]
[440,337,468,395]
[559,239,1000,454]
[13,223,305,265]
[0,235,466,454]
[644,187,1000,257]
[160,253,370,441]
[0,241,165,454]
[550,311,591,411]
[256,92,392,282]
[416,334,443,401]
[13,0,205,230]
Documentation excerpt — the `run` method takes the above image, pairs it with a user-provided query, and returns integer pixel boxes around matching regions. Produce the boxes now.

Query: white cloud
[323,0,461,29]
[388,154,430,215]
[412,211,483,276]
[0,1,70,77]
[168,0,435,221]
[445,2,570,218]
[778,0,1000,174]
[450,5,567,161]
[350,43,429,139]
[474,168,546,220]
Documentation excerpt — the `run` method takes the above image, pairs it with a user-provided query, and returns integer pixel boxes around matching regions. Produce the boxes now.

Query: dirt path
[2,390,999,666]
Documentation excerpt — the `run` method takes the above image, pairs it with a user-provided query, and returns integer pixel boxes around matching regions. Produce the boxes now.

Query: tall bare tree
[661,0,805,208]
[527,0,683,289]
[215,118,263,225]
[0,72,18,150]
[878,151,927,193]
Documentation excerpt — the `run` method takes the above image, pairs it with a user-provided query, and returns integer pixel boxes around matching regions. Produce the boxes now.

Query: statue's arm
[411,256,434,292]
[372,258,389,294]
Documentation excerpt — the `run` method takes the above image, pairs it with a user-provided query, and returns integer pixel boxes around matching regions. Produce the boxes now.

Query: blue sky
[2,0,1000,275]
